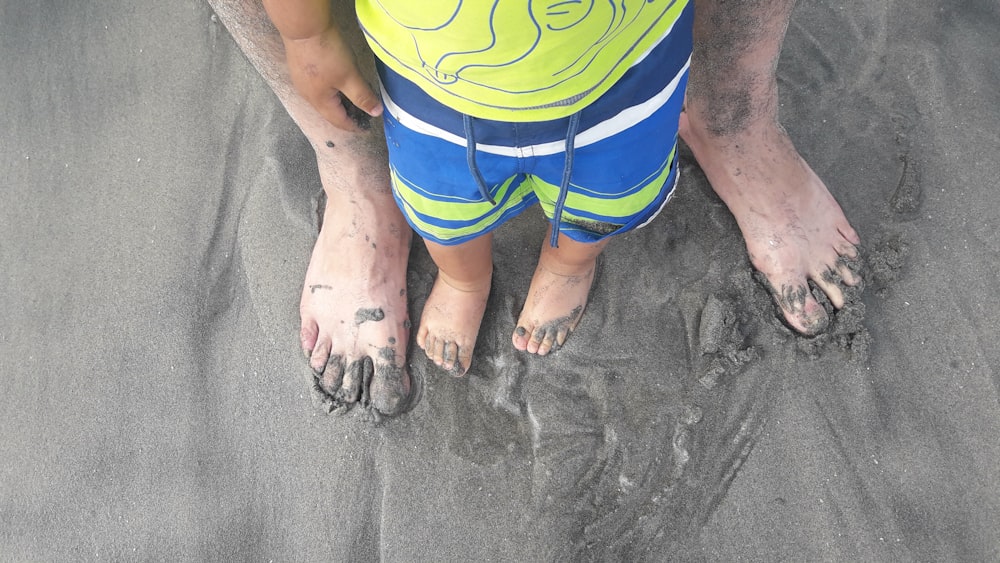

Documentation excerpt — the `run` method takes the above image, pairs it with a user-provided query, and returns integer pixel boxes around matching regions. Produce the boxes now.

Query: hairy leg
[682,0,861,335]
[418,234,494,377]
[208,0,412,415]
[513,229,609,356]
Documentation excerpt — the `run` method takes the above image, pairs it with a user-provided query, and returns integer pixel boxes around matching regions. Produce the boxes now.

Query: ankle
[683,98,781,140]
[537,254,597,278]
[437,268,492,293]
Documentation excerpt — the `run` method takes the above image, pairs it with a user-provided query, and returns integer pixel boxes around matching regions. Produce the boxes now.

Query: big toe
[770,279,830,336]
[787,298,829,336]
[446,347,472,377]
[442,340,473,377]
[512,325,530,351]
[370,361,410,416]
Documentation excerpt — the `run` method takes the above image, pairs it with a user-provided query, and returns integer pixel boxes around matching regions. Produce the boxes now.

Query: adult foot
[679,112,862,335]
[416,273,491,377]
[206,0,413,414]
[300,196,412,416]
[512,238,600,355]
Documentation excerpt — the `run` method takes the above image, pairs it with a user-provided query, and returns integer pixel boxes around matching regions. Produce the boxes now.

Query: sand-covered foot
[680,112,862,335]
[513,253,596,356]
[206,0,411,414]
[416,273,490,377]
[301,198,412,416]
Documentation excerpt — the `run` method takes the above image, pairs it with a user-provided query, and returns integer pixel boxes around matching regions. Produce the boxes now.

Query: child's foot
[513,237,603,355]
[416,273,491,377]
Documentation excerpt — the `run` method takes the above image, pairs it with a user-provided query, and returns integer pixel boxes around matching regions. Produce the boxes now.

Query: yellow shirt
[356,0,688,121]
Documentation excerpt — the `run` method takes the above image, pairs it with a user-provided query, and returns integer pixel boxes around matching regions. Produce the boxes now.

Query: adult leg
[208,0,412,415]
[513,230,609,356]
[418,234,494,377]
[681,0,861,335]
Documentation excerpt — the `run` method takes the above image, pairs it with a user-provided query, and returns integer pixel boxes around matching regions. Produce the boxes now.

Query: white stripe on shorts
[380,57,690,158]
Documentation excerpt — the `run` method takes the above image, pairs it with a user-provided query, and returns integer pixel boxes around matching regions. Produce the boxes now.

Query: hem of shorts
[397,192,541,246]
[558,158,679,244]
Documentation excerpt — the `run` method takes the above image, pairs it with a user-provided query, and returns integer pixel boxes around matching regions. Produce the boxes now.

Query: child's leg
[417,233,494,376]
[510,2,691,355]
[513,228,610,356]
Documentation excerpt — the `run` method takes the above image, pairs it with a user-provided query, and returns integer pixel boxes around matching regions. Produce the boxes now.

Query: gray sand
[2,1,999,560]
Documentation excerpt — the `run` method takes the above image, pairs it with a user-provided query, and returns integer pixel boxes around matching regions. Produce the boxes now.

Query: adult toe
[769,277,830,336]
[789,299,830,335]
[309,337,333,373]
[370,359,410,416]
[335,357,368,404]
[835,238,859,259]
[838,223,861,245]
[838,259,861,286]
[300,319,320,358]
[813,268,846,309]
[317,354,346,395]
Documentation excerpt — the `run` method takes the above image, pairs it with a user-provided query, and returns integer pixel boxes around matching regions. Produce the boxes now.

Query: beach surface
[2,1,999,560]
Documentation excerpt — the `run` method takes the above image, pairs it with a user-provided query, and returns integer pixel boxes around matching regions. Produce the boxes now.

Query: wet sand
[2,1,999,560]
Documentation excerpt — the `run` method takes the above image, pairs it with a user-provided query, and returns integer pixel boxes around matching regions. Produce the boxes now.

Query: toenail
[515,326,527,337]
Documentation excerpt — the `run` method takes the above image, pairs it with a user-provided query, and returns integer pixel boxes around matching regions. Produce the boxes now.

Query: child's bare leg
[513,229,610,356]
[208,0,412,415]
[681,0,861,335]
[418,234,494,377]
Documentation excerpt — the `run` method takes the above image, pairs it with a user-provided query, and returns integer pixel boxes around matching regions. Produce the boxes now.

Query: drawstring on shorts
[550,112,581,248]
[463,114,497,206]
[463,111,583,248]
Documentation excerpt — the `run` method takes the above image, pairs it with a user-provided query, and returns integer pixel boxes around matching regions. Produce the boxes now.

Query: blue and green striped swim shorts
[377,2,693,246]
